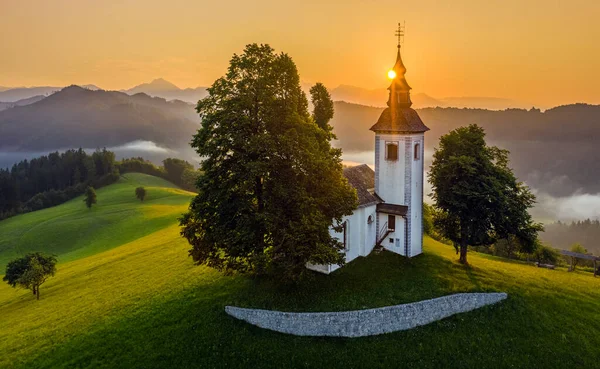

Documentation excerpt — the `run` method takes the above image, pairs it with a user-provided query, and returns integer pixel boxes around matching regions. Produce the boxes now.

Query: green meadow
[1,173,600,368]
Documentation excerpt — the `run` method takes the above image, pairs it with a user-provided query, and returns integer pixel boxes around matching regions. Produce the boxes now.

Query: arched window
[414,143,420,160]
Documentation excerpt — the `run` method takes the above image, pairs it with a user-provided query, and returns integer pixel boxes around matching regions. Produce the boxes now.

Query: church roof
[343,164,381,208]
[370,40,430,134]
[370,107,430,133]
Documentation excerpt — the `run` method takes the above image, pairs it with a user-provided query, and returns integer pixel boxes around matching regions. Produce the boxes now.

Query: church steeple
[370,23,429,134]
[387,23,412,109]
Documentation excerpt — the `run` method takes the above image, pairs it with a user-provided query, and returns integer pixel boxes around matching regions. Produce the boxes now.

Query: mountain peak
[148,78,180,90]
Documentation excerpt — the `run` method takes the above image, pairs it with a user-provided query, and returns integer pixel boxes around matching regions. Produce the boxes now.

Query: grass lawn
[1,173,600,368]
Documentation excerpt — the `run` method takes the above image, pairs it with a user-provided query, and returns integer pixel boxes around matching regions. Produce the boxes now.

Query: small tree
[569,243,588,271]
[428,124,538,264]
[84,186,97,209]
[310,83,334,130]
[135,186,146,202]
[3,253,57,300]
[533,242,560,265]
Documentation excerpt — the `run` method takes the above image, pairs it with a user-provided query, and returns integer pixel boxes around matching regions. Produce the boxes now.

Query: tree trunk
[32,286,36,295]
[459,244,468,264]
[255,176,265,251]
[459,229,468,264]
[36,285,40,300]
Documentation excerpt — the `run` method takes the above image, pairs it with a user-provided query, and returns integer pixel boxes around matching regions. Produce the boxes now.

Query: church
[308,31,430,274]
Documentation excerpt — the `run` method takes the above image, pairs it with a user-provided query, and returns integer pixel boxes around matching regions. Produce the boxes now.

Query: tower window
[414,143,420,160]
[386,142,398,161]
[396,92,408,103]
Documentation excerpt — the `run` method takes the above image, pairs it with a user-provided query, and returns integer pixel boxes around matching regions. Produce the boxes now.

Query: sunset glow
[387,70,397,79]
[0,0,599,107]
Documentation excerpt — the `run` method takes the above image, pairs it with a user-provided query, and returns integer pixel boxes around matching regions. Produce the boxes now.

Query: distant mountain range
[0,85,599,222]
[0,95,46,112]
[121,78,208,103]
[0,78,537,110]
[328,85,536,110]
[0,85,100,102]
[330,101,600,201]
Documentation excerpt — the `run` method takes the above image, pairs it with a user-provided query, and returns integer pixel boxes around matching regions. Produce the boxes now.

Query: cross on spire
[395,22,405,48]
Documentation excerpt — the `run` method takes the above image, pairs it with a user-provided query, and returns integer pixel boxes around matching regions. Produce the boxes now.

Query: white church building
[308,38,429,274]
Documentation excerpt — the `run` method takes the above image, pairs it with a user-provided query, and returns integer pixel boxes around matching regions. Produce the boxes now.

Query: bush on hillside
[84,186,97,209]
[568,243,589,271]
[533,243,561,265]
[135,187,147,202]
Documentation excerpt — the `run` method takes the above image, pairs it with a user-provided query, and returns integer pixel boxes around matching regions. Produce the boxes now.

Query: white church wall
[378,212,406,256]
[410,134,425,256]
[375,134,407,205]
[362,205,377,256]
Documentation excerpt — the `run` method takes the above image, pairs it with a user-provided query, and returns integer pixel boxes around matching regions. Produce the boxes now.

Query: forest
[0,149,199,220]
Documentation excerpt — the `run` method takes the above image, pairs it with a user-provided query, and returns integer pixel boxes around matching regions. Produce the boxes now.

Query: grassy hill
[1,174,600,368]
[0,173,193,270]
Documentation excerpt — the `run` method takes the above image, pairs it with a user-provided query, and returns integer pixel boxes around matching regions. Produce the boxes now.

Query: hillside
[0,173,194,269]
[0,95,46,112]
[331,102,600,200]
[1,177,600,368]
[0,86,199,153]
[2,92,600,221]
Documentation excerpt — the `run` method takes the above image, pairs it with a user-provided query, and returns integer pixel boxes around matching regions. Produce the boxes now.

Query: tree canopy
[0,148,118,219]
[310,83,334,131]
[428,124,539,264]
[569,243,588,270]
[84,186,97,209]
[180,44,357,282]
[3,253,57,300]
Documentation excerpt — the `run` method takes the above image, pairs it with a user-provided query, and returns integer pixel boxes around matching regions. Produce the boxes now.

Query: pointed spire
[387,23,412,108]
[370,24,429,134]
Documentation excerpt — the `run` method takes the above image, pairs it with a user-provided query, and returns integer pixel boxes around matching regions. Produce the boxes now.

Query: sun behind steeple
[387,22,412,109]
[370,24,428,134]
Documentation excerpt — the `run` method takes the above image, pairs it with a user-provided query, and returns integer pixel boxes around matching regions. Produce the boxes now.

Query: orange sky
[1,0,599,107]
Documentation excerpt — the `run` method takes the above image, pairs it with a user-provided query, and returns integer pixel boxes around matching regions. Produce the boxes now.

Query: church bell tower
[370,23,429,257]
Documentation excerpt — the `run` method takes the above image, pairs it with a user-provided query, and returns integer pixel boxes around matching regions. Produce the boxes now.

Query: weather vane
[395,22,405,48]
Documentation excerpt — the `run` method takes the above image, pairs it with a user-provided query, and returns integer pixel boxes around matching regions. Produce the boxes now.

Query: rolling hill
[0,173,194,270]
[0,86,199,152]
[331,102,600,200]
[2,88,600,223]
[1,173,600,368]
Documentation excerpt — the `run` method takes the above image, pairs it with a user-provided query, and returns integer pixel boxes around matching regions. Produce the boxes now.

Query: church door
[388,215,396,231]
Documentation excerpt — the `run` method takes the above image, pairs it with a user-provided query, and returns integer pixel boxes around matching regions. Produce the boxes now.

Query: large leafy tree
[180,44,357,281]
[3,253,57,300]
[428,124,539,264]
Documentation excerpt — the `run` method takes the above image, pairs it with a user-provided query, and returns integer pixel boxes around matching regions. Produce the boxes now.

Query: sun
[387,70,397,79]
